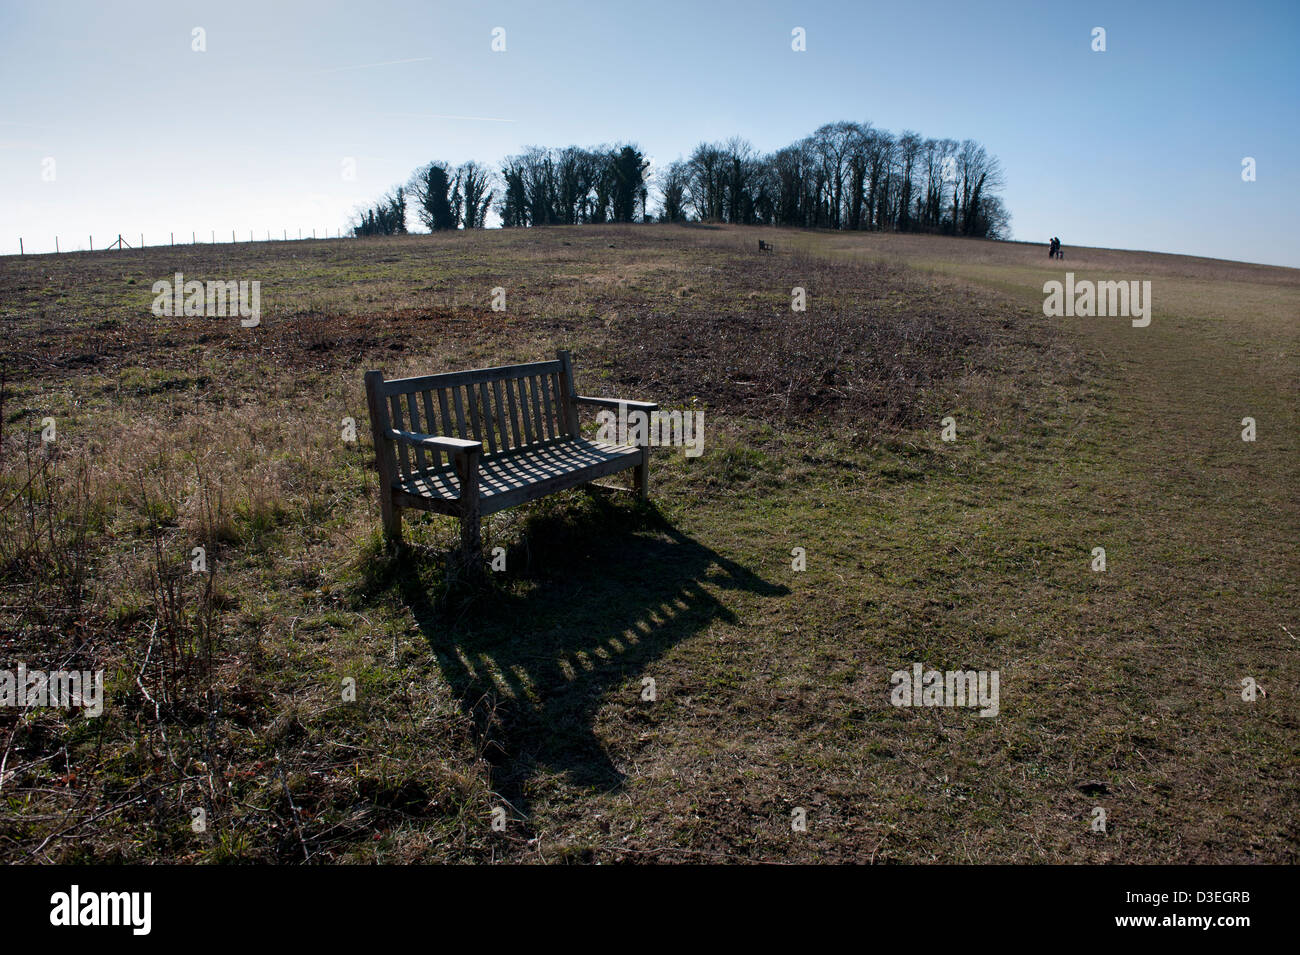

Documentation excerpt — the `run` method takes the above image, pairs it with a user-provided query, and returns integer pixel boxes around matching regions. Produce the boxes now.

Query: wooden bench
[364,349,657,557]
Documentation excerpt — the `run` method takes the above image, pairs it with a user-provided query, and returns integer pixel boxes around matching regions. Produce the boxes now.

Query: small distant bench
[758,239,773,252]
[364,349,657,557]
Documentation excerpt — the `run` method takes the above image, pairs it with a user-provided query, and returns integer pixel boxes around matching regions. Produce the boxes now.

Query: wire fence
[13,228,351,256]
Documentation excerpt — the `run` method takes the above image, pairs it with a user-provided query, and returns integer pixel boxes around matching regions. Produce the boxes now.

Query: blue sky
[1,0,1296,265]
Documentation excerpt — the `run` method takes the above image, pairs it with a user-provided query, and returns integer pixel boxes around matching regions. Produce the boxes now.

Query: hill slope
[0,225,1295,862]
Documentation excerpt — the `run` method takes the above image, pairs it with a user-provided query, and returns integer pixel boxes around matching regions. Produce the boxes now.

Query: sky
[1,0,1297,265]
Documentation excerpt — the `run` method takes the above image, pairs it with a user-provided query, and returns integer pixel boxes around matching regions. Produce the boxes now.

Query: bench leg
[459,503,481,560]
[633,448,650,500]
[454,450,484,566]
[380,490,403,544]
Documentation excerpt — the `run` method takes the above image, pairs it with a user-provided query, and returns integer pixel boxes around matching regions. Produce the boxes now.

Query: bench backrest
[366,349,580,477]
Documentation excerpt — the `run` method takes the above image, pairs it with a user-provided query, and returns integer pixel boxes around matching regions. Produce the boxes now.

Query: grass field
[1,224,1295,863]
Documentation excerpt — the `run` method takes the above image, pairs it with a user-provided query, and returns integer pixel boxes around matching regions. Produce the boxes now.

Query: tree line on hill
[350,121,1009,239]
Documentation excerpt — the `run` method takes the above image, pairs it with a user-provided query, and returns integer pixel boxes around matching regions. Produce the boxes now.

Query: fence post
[90,235,93,251]
[18,238,21,256]
[55,236,59,253]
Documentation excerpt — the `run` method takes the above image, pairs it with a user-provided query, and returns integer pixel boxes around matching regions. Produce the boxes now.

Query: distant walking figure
[1048,237,1059,259]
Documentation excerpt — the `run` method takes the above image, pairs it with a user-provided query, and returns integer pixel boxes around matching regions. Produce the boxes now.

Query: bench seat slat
[393,438,641,515]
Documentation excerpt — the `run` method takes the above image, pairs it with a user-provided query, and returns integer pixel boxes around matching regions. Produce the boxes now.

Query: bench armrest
[574,396,659,413]
[387,429,482,456]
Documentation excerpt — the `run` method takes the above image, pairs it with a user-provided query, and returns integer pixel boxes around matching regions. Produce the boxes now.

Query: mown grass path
[565,234,1299,863]
[647,237,1299,862]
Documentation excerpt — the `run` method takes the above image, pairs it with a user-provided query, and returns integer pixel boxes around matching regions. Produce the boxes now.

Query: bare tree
[810,122,860,230]
[656,160,690,222]
[686,142,726,221]
[894,132,922,232]
[457,161,494,228]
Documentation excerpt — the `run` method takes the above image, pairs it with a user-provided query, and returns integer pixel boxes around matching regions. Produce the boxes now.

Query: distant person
[1048,237,1058,259]
[1056,238,1064,260]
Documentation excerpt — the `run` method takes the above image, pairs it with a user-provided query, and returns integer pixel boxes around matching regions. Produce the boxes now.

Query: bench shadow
[397,494,788,823]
